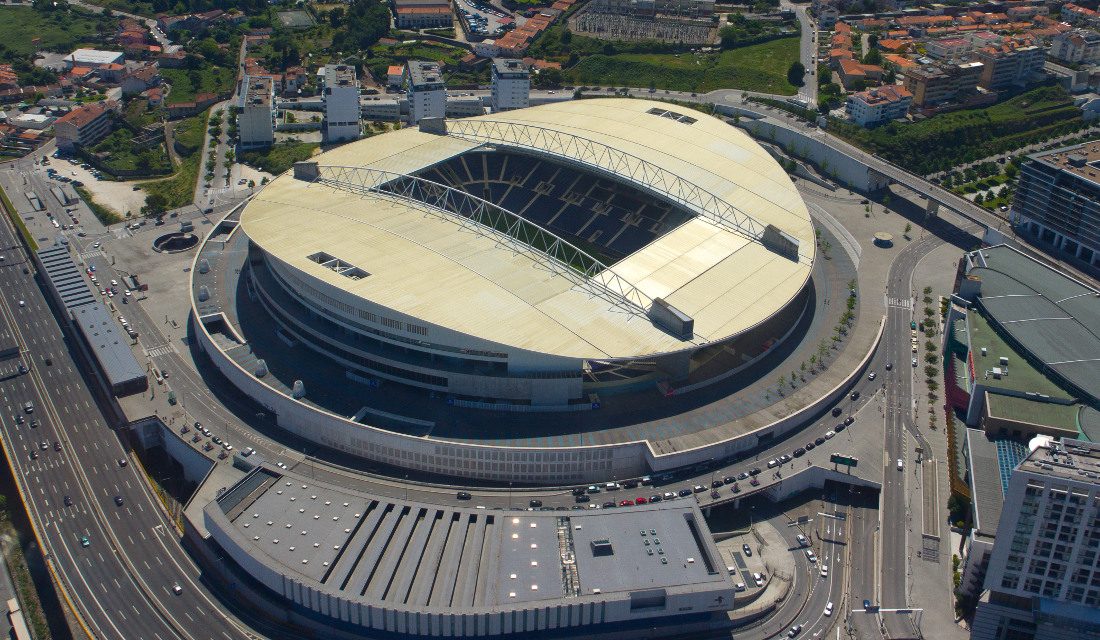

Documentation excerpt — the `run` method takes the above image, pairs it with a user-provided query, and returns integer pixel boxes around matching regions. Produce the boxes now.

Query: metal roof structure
[71,304,146,395]
[968,245,1100,405]
[37,244,97,309]
[240,99,814,360]
[205,465,731,625]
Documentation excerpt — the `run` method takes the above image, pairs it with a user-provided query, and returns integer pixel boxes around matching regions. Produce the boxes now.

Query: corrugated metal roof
[71,303,145,392]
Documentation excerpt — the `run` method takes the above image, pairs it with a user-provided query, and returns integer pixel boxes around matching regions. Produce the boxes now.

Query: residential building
[837,59,883,89]
[120,64,161,95]
[323,64,360,143]
[1012,143,1100,268]
[1061,2,1100,28]
[845,85,913,127]
[903,61,983,107]
[976,45,1044,90]
[490,58,529,112]
[386,65,405,88]
[1050,29,1100,66]
[54,102,114,151]
[393,0,453,28]
[969,437,1100,640]
[926,37,973,59]
[65,49,124,69]
[239,75,275,149]
[404,60,446,124]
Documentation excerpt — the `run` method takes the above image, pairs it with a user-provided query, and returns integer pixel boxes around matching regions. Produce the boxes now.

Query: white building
[445,95,485,118]
[404,60,446,125]
[323,64,360,143]
[969,437,1100,640]
[1050,29,1100,66]
[490,58,530,112]
[65,48,124,69]
[360,97,402,121]
[845,85,913,127]
[238,76,275,149]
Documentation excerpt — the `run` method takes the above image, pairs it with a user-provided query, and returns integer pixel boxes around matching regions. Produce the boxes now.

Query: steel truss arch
[443,118,780,251]
[311,164,655,319]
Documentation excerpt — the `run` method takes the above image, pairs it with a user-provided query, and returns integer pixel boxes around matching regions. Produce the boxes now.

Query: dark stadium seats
[414,150,692,261]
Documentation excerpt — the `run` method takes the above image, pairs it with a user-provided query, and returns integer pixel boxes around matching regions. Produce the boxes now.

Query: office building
[490,59,530,112]
[404,60,446,124]
[1050,29,1100,66]
[969,437,1100,640]
[322,64,360,143]
[1012,143,1100,268]
[845,85,912,127]
[977,45,1045,90]
[238,76,275,149]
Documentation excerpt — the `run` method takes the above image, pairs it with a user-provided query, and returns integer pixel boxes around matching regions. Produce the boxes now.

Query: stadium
[192,99,828,482]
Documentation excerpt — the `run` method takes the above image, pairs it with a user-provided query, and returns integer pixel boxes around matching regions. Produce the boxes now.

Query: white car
[796,534,808,547]
[824,601,834,616]
[110,279,117,286]
[92,241,100,248]
[897,458,904,470]
[17,300,25,307]
[824,430,835,440]
[734,582,746,592]
[820,565,829,577]
[868,371,877,381]
[912,357,918,367]
[752,572,764,587]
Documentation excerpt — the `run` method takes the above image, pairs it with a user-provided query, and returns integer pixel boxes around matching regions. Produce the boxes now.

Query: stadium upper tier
[239,99,814,362]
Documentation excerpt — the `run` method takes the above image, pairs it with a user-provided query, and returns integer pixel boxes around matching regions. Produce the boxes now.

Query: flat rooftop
[492,58,529,76]
[1019,437,1100,484]
[969,245,1100,404]
[240,99,814,359]
[1031,140,1100,187]
[207,465,729,612]
[966,310,1067,399]
[324,64,356,88]
[985,394,1082,435]
[245,76,272,106]
[965,429,1013,538]
[406,60,443,88]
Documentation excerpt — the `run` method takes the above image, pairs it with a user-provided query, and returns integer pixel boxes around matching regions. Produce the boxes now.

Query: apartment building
[969,437,1100,640]
[490,58,530,112]
[845,85,912,127]
[54,102,114,151]
[926,37,972,59]
[1050,29,1100,66]
[903,61,983,106]
[323,64,360,143]
[404,60,446,125]
[976,45,1045,90]
[239,75,275,149]
[1012,143,1100,268]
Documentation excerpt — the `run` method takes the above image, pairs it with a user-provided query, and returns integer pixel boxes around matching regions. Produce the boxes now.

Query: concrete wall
[737,118,891,193]
[126,416,215,484]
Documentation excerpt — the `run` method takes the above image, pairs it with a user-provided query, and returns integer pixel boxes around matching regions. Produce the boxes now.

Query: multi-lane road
[0,195,252,640]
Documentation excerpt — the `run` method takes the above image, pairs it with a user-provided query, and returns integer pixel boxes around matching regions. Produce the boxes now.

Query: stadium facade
[191,99,825,482]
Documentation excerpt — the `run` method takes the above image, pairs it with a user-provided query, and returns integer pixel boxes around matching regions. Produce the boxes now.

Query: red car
[618,499,634,507]
[750,477,760,487]
[634,496,649,504]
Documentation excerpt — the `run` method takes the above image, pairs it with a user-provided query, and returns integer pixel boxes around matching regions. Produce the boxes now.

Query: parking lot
[458,0,512,38]
[51,153,149,217]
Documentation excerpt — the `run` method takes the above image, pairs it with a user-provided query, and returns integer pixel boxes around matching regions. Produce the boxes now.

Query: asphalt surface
[0,195,252,640]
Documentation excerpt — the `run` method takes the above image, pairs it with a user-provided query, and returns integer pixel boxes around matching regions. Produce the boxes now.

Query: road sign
[830,453,858,467]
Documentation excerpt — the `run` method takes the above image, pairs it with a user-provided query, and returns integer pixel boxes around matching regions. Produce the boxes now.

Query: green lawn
[161,66,235,104]
[141,110,210,209]
[566,37,800,94]
[240,142,319,176]
[90,129,172,175]
[173,113,207,156]
[0,5,115,55]
[829,86,1087,174]
[366,41,474,88]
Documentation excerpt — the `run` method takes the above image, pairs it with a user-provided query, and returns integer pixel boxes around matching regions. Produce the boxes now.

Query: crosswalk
[886,296,912,310]
[80,249,105,260]
[145,343,176,358]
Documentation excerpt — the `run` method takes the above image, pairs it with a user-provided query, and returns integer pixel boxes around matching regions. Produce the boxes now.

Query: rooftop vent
[591,539,614,557]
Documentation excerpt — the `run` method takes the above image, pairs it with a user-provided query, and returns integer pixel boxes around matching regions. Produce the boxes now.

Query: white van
[897,458,904,470]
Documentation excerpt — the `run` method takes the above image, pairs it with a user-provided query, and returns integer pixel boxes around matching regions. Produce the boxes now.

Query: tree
[973,192,984,205]
[787,61,806,87]
[534,67,563,88]
[904,222,912,236]
[144,193,168,215]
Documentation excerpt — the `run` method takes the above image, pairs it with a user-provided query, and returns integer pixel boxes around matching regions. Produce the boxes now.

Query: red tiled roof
[56,102,109,128]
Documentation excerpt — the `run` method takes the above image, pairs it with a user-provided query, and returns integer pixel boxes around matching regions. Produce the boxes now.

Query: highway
[0,194,252,640]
